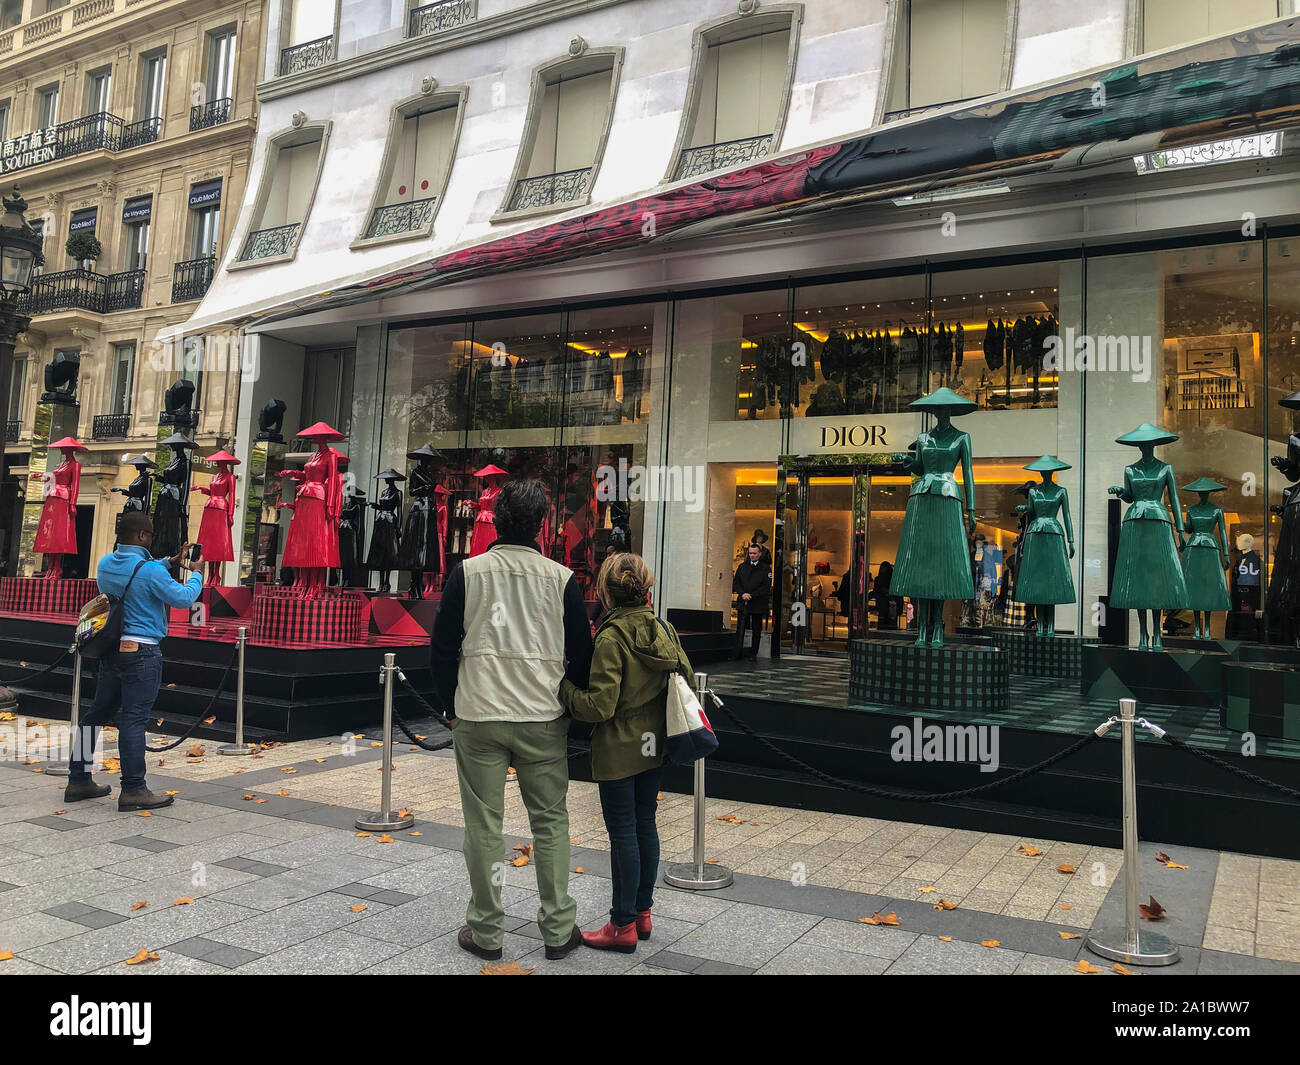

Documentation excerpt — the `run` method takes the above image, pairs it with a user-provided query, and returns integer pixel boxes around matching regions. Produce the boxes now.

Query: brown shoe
[545,925,584,960]
[117,787,175,812]
[457,925,502,961]
[63,779,111,802]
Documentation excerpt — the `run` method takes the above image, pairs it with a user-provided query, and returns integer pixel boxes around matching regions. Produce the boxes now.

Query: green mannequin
[1014,455,1076,636]
[1107,423,1189,651]
[1180,477,1231,640]
[891,387,977,648]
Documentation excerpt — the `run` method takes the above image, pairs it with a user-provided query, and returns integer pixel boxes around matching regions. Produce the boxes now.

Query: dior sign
[819,424,889,448]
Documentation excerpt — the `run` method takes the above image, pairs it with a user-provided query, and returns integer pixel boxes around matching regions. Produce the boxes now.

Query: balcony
[57,111,124,155]
[91,413,130,440]
[19,267,144,316]
[409,0,475,38]
[364,197,437,239]
[672,134,774,182]
[239,223,301,262]
[172,256,215,302]
[190,98,232,132]
[883,96,984,124]
[279,35,333,77]
[5,420,19,441]
[119,115,161,150]
[506,168,593,213]
[0,1,140,60]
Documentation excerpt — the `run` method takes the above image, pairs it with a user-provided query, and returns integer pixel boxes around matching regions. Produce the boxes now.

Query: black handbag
[75,559,149,660]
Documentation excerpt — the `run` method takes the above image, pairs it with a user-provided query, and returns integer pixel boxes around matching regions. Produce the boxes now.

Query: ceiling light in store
[1133,131,1282,174]
[891,180,1010,205]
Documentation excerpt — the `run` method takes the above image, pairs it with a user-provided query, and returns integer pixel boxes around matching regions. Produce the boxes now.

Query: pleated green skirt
[892,493,973,601]
[1110,519,1188,610]
[1016,531,1076,605]
[1182,545,1230,611]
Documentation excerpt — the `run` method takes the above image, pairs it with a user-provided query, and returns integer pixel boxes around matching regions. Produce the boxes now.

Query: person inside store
[560,552,696,953]
[64,512,204,812]
[873,560,898,629]
[430,479,594,963]
[732,541,772,659]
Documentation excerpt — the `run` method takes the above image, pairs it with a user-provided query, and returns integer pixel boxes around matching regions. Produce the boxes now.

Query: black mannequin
[396,445,445,600]
[366,470,404,594]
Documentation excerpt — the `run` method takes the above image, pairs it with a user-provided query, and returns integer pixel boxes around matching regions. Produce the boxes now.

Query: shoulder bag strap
[119,558,150,600]
[654,615,688,676]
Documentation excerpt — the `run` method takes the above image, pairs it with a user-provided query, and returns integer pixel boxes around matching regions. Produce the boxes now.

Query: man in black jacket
[732,542,772,659]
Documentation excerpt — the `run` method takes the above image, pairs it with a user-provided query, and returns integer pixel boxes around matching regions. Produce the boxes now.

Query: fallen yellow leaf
[1058,931,1082,940]
[356,832,372,838]
[350,904,368,913]
[376,834,395,844]
[276,789,290,796]
[397,808,413,819]
[1061,903,1072,910]
[173,898,195,906]
[1058,864,1076,874]
[0,949,13,960]
[130,901,147,912]
[510,855,530,867]
[53,809,67,815]
[937,936,953,943]
[242,794,255,800]
[479,960,535,975]
[255,799,267,804]
[1165,862,1189,870]
[370,741,383,748]
[570,838,581,845]
[1073,959,1103,973]
[1018,845,1043,857]
[315,758,326,763]
[981,939,1000,948]
[932,899,958,910]
[187,745,204,757]
[1113,963,1136,975]
[860,912,901,926]
[125,949,160,965]
[164,791,179,796]
[411,831,422,837]
[574,867,585,874]
[136,811,151,817]
[918,886,937,893]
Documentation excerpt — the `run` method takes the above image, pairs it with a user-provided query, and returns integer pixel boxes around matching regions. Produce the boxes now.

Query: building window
[500,53,621,217]
[179,337,204,409]
[7,356,25,424]
[189,182,223,259]
[110,342,135,416]
[0,100,10,142]
[124,219,149,272]
[238,126,326,263]
[139,51,166,120]
[1,0,21,30]
[86,67,112,115]
[1139,0,1280,54]
[670,14,797,182]
[884,0,1008,118]
[68,208,98,268]
[280,0,335,76]
[36,85,59,129]
[361,94,464,242]
[193,29,236,130]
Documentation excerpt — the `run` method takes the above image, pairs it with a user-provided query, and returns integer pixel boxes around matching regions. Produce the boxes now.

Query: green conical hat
[1182,477,1226,493]
[1024,455,1071,473]
[1279,390,1300,411]
[1115,422,1178,447]
[909,387,977,416]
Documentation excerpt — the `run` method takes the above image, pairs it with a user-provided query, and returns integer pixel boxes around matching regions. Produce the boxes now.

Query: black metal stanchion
[663,671,733,891]
[43,646,80,777]
[218,627,256,756]
[1086,697,1180,966]
[356,652,414,832]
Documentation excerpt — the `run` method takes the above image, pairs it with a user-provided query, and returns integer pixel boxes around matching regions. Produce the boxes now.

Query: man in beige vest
[431,479,593,961]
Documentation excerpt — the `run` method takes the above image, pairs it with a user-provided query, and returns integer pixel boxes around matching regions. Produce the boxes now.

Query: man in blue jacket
[65,511,204,811]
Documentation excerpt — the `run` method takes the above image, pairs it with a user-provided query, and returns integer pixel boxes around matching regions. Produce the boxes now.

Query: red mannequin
[469,464,508,557]
[192,450,240,585]
[35,438,86,579]
[277,422,344,599]
[433,482,450,583]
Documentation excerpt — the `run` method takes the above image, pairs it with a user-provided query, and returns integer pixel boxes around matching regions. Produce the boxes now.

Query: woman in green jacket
[560,552,695,954]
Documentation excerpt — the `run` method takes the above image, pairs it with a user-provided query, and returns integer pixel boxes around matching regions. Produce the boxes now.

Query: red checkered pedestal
[251,585,365,646]
[0,577,99,617]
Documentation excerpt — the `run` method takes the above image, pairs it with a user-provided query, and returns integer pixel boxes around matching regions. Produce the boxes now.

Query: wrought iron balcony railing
[364,197,437,239]
[672,134,773,181]
[21,268,107,315]
[409,0,475,37]
[171,256,216,302]
[57,111,124,156]
[105,269,145,312]
[5,420,19,441]
[119,115,162,150]
[506,167,593,212]
[239,223,301,261]
[189,97,232,131]
[279,35,333,76]
[91,412,131,440]
[883,96,984,124]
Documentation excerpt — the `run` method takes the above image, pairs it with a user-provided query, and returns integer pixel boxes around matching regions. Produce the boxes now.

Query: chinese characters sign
[0,127,58,174]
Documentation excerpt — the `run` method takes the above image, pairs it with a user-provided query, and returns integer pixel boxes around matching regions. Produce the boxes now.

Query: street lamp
[0,187,42,712]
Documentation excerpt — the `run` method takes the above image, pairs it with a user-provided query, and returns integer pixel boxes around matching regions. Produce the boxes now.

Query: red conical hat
[49,437,88,452]
[297,421,346,441]
[473,464,508,478]
[206,450,241,465]
[434,484,450,496]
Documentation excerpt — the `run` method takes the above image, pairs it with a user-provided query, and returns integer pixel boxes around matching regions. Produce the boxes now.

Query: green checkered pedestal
[849,638,1009,713]
[987,631,1100,678]
[1221,662,1300,741]
[1082,645,1228,708]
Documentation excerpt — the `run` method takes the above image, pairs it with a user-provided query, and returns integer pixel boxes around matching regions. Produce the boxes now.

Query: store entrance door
[773,455,909,657]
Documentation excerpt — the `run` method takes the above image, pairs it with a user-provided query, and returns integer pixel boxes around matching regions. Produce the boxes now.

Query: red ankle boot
[635,910,652,941]
[581,921,638,953]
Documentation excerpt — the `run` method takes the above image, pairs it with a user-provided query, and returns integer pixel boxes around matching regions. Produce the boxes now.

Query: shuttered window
[525,67,613,177]
[691,27,789,146]
[381,105,457,205]
[888,0,1006,113]
[289,0,333,45]
[259,137,321,228]
[1142,0,1279,53]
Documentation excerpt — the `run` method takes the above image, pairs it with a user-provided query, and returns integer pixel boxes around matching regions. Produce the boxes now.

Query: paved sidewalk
[0,717,1297,975]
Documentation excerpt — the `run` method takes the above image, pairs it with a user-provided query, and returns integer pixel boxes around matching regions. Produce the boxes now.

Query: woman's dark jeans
[597,765,663,927]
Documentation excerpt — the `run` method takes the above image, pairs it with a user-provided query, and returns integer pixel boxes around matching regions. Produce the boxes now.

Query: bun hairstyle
[596,551,655,609]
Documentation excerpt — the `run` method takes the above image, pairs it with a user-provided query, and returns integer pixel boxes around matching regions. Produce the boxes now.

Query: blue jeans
[70,645,163,791]
[597,766,663,927]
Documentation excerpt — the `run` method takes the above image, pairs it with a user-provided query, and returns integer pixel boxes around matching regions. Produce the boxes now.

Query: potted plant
[65,231,102,271]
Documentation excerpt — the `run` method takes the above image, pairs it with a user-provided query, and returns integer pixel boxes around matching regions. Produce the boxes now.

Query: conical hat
[1280,390,1300,411]
[123,454,156,469]
[205,450,241,465]
[474,464,509,478]
[296,421,346,441]
[1115,423,1178,446]
[1182,477,1226,493]
[433,484,451,496]
[49,437,88,452]
[909,387,977,416]
[375,468,406,482]
[159,433,199,449]
[1024,455,1071,472]
[406,444,444,462]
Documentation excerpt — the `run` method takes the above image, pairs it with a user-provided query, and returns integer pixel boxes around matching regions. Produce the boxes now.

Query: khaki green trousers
[453,717,577,950]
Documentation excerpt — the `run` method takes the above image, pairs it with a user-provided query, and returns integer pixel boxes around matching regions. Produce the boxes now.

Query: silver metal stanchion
[664,671,733,891]
[356,652,414,832]
[219,627,256,756]
[1086,697,1180,966]
[44,647,80,777]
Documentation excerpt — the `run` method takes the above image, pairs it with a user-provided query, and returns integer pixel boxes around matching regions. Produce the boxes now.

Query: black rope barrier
[144,643,241,753]
[708,695,1102,802]
[3,645,75,688]
[1155,731,1300,802]
[391,675,454,752]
